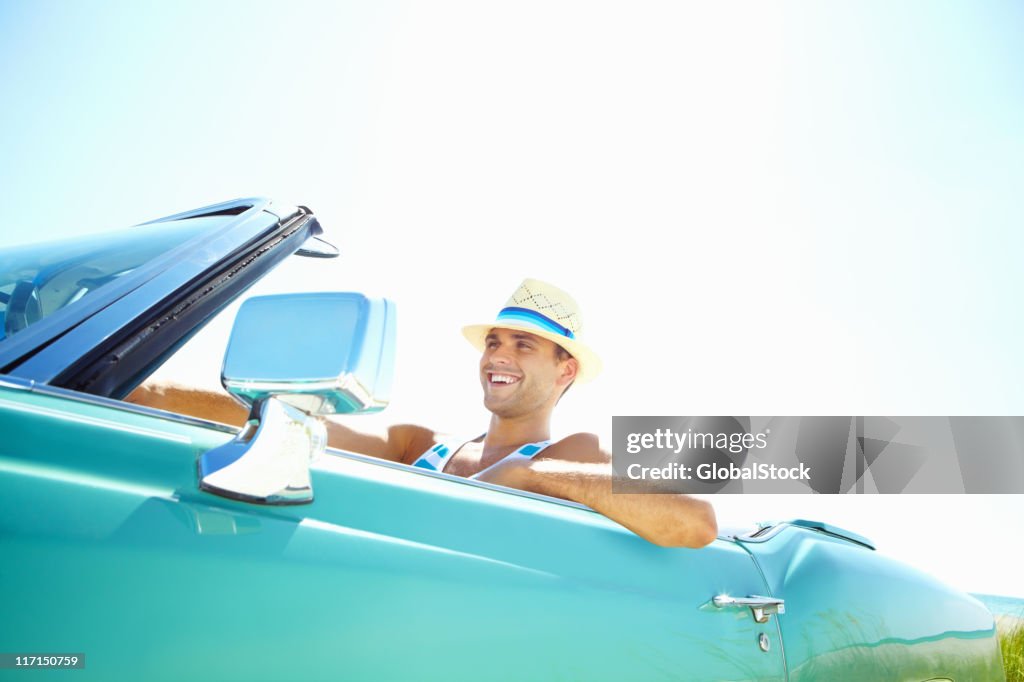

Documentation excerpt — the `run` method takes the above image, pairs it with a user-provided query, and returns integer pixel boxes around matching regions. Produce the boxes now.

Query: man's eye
[518,342,533,350]
[486,341,499,349]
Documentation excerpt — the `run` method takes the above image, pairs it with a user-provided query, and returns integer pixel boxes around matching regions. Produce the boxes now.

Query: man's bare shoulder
[541,432,609,464]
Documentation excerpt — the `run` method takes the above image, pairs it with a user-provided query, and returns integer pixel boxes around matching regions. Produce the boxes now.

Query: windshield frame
[0,198,328,401]
[0,199,267,374]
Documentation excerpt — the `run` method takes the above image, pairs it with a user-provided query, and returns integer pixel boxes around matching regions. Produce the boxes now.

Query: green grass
[999,618,1024,682]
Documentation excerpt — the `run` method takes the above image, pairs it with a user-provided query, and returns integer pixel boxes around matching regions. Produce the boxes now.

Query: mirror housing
[199,292,396,505]
[221,292,396,415]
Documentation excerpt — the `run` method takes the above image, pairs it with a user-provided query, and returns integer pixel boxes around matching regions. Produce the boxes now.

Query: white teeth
[490,374,519,384]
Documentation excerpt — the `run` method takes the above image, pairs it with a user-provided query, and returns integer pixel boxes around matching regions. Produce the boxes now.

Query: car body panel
[1,381,788,681]
[738,524,1004,681]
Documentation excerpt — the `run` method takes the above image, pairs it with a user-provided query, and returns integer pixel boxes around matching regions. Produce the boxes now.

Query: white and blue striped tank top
[412,436,552,480]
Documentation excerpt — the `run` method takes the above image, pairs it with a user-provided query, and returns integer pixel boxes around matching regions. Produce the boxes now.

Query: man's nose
[488,346,514,365]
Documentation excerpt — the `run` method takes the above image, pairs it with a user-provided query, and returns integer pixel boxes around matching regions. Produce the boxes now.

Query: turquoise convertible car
[0,199,1006,681]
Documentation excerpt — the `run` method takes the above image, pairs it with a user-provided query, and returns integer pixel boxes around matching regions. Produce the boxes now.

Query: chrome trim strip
[737,520,790,540]
[735,520,875,550]
[320,447,597,514]
[787,518,876,549]
[0,396,193,444]
[0,375,238,434]
[0,375,35,390]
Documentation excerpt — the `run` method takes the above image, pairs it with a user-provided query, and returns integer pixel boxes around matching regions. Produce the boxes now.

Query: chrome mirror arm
[198,397,327,505]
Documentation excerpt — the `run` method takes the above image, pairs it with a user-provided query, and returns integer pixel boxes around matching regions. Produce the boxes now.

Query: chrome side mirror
[199,292,396,504]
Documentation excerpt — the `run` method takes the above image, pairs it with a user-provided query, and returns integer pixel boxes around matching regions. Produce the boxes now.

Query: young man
[128,279,717,548]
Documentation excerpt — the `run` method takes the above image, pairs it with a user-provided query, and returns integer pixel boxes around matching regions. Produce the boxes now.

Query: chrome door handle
[713,595,786,624]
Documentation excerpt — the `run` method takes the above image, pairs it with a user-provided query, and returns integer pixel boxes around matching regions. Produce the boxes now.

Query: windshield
[0,216,228,342]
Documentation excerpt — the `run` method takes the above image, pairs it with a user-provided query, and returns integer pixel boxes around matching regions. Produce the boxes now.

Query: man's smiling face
[479,327,576,418]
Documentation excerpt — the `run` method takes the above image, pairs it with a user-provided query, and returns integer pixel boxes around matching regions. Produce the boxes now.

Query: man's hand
[474,433,718,549]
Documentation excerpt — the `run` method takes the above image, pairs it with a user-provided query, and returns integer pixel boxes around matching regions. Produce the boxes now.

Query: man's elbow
[652,499,718,549]
[689,501,719,547]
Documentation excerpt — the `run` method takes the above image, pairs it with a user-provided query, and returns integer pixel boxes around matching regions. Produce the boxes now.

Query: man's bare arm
[126,381,249,426]
[473,433,718,548]
[125,381,432,464]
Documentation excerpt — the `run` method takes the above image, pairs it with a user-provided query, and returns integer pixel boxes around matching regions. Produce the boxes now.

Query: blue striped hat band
[494,306,576,340]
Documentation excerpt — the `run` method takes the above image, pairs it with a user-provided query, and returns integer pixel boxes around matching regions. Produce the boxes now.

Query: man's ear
[558,357,579,386]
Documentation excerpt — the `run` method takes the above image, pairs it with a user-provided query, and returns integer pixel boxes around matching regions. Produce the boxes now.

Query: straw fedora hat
[462,278,602,384]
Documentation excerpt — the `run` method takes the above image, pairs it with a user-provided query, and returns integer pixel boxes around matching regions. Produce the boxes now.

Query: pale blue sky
[2,1,1022,595]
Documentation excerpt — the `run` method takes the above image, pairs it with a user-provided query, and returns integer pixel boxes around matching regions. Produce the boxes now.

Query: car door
[1,380,786,681]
